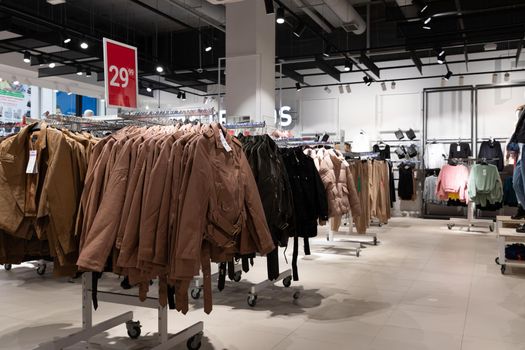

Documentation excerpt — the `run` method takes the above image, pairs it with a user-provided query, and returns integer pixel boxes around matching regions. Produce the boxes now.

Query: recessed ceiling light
[156,65,164,73]
[63,38,71,44]
[146,87,152,93]
[48,62,56,68]
[80,41,88,49]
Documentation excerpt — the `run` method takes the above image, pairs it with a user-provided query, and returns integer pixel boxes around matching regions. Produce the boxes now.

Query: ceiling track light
[205,44,212,52]
[276,7,285,24]
[338,85,344,94]
[345,84,351,93]
[146,86,152,93]
[437,49,446,64]
[391,81,396,89]
[85,68,92,77]
[63,37,71,44]
[504,72,510,82]
[23,51,31,63]
[80,41,88,49]
[380,82,387,91]
[12,77,19,85]
[182,92,187,101]
[295,82,302,91]
[422,25,431,30]
[48,62,56,68]
[293,22,306,38]
[492,73,498,84]
[420,4,428,13]
[76,66,83,76]
[264,0,274,14]
[177,91,182,99]
[324,86,331,93]
[363,76,373,86]
[323,46,331,58]
[424,17,432,24]
[444,70,453,81]
[344,59,352,72]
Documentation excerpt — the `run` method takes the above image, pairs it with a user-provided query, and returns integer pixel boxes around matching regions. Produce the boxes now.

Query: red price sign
[103,38,138,109]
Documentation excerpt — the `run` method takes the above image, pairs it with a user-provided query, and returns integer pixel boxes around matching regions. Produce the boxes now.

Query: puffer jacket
[318,151,361,218]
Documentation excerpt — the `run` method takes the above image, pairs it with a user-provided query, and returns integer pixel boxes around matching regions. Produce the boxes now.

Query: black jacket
[478,140,504,171]
[448,142,471,163]
[280,148,329,237]
[510,109,525,144]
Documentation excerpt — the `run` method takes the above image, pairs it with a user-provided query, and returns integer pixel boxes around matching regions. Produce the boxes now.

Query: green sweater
[467,164,502,206]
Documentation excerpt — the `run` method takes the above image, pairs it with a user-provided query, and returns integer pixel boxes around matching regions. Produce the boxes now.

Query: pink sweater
[436,164,470,202]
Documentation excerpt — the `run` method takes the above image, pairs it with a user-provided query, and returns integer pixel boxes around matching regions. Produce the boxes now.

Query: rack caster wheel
[293,291,301,300]
[447,224,454,230]
[356,250,361,258]
[373,237,378,245]
[247,294,258,307]
[36,264,46,275]
[233,270,242,282]
[4,264,12,271]
[283,276,292,288]
[187,332,203,350]
[121,276,132,289]
[126,320,141,339]
[191,288,201,300]
[495,257,500,265]
[489,224,495,232]
[501,264,507,275]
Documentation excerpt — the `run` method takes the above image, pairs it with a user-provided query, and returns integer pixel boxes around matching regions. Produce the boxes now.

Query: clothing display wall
[0,122,98,275]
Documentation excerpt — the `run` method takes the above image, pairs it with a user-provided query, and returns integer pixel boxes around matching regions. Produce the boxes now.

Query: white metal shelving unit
[495,216,525,275]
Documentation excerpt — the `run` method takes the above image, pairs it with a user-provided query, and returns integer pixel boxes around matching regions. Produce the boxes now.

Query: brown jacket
[0,123,92,274]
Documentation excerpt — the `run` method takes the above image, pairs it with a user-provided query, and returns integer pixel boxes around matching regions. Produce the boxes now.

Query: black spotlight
[276,7,285,24]
[264,0,274,14]
[444,70,453,81]
[295,82,302,91]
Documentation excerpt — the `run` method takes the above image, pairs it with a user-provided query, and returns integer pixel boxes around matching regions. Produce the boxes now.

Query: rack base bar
[151,321,203,350]
[314,234,362,257]
[246,269,301,307]
[34,311,134,350]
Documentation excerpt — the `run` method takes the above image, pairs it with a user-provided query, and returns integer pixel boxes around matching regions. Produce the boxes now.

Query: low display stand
[34,272,204,350]
[447,202,495,232]
[495,215,525,275]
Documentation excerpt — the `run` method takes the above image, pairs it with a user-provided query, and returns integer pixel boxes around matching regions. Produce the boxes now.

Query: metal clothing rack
[34,273,204,350]
[445,158,497,232]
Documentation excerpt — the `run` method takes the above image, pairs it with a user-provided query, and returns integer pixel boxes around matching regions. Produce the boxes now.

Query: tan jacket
[318,152,362,218]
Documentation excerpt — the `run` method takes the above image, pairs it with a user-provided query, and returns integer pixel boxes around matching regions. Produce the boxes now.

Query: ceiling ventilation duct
[322,0,366,34]
[207,0,244,4]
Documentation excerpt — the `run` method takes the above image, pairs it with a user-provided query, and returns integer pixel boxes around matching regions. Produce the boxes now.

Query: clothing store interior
[2,0,525,349]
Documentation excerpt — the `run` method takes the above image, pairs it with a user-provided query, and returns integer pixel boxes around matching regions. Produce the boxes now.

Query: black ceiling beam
[314,55,340,82]
[410,51,423,75]
[277,66,305,84]
[360,52,380,78]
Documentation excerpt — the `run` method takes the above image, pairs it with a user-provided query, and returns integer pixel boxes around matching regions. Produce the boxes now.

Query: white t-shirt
[424,143,449,169]
[352,133,371,153]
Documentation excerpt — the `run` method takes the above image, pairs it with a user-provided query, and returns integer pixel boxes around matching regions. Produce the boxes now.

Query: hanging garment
[467,163,503,206]
[348,161,369,233]
[424,143,448,169]
[509,108,525,144]
[478,140,504,171]
[398,162,415,200]
[436,164,470,202]
[372,143,390,160]
[388,161,396,207]
[352,132,371,153]
[423,175,443,204]
[448,142,472,162]
[238,134,295,281]
[77,123,275,315]
[0,122,98,275]
[503,176,518,207]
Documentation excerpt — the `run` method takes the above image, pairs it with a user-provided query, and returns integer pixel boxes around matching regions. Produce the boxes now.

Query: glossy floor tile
[0,217,523,349]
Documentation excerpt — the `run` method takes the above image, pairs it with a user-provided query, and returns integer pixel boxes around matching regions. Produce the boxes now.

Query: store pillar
[225,0,275,123]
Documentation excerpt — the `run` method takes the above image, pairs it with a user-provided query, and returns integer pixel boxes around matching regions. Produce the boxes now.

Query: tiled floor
[1,217,525,349]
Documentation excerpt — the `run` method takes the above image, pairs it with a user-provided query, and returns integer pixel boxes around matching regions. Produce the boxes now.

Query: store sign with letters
[103,38,138,109]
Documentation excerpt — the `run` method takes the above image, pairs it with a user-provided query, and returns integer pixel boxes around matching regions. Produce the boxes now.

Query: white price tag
[482,168,487,176]
[26,150,38,174]
[456,145,461,152]
[219,130,232,152]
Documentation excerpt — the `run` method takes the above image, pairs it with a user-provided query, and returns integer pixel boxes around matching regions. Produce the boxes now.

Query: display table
[495,216,525,274]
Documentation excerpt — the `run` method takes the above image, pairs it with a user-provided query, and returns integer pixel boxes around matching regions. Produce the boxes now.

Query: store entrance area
[0,217,519,350]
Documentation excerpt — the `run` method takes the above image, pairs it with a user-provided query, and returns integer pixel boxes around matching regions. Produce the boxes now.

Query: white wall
[279,50,525,146]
